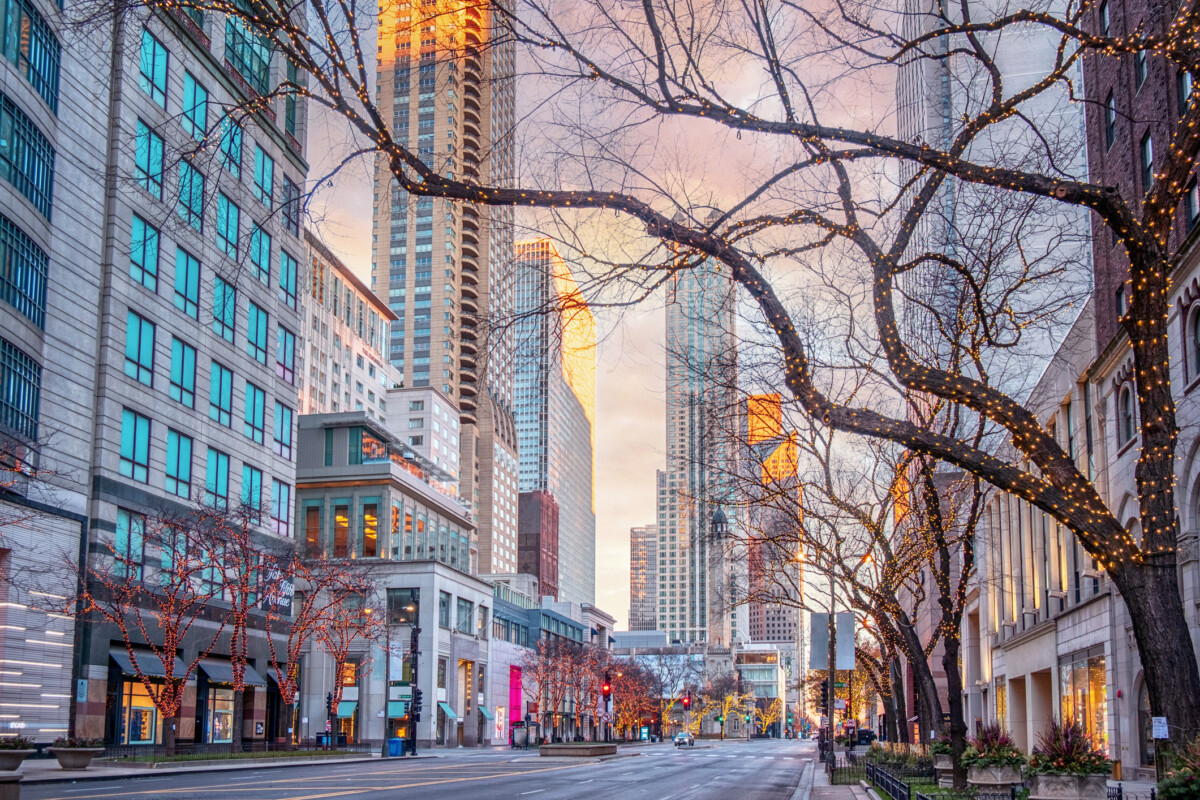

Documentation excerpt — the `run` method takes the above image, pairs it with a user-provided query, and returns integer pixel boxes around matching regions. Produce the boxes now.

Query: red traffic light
[602,683,611,695]
[682,695,691,708]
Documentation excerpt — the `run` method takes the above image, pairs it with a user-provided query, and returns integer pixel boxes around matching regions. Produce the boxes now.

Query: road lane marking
[520,791,546,796]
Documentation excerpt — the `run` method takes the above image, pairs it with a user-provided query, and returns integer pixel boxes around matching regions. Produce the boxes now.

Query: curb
[21,753,439,785]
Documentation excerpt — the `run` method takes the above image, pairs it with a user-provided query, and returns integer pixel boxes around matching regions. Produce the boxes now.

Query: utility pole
[407,623,421,756]
[827,571,836,767]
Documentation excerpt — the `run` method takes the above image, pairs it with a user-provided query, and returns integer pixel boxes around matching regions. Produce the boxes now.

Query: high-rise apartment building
[512,238,596,604]
[0,3,308,745]
[299,231,398,421]
[629,524,659,631]
[372,0,518,575]
[656,254,741,644]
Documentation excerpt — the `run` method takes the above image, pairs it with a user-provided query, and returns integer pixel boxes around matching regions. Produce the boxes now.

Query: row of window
[0,90,54,219]
[118,408,292,536]
[0,335,40,441]
[1,0,60,113]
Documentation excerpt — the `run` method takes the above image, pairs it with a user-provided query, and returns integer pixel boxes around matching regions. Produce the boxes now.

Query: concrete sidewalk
[808,764,874,800]
[13,752,397,784]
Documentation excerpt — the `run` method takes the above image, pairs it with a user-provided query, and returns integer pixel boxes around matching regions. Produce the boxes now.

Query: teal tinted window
[173,247,200,318]
[205,447,229,510]
[253,146,274,208]
[138,28,167,108]
[243,380,265,443]
[213,275,236,341]
[3,0,60,112]
[278,249,297,309]
[0,336,40,440]
[123,310,155,386]
[225,15,271,96]
[241,463,262,513]
[0,211,48,327]
[177,161,204,231]
[119,408,150,483]
[169,337,196,407]
[134,120,163,199]
[219,116,242,177]
[129,214,159,291]
[249,224,271,284]
[273,401,293,459]
[165,428,192,498]
[182,72,208,140]
[217,194,240,259]
[209,361,232,426]
[275,325,294,383]
[247,301,268,363]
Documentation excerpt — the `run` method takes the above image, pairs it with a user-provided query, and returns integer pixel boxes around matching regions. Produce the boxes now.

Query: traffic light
[602,671,612,700]
[412,687,424,722]
[820,678,829,706]
[716,715,724,724]
[682,691,691,709]
[745,714,751,723]
[325,692,333,716]
[787,713,794,725]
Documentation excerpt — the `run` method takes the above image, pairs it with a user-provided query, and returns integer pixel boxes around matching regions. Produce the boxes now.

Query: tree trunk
[164,714,177,757]
[232,688,244,752]
[1113,559,1200,746]
[896,619,942,744]
[285,702,297,748]
[942,632,968,789]
[891,658,909,743]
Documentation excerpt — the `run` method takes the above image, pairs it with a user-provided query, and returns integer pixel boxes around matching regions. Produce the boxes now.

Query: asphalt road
[24,738,816,800]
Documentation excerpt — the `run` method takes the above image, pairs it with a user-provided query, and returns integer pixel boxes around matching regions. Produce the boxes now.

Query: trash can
[388,738,403,757]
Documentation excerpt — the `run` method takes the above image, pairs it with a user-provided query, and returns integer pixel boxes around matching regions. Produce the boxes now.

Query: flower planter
[935,753,954,788]
[967,764,1023,793]
[0,750,34,772]
[48,747,104,770]
[1028,773,1108,800]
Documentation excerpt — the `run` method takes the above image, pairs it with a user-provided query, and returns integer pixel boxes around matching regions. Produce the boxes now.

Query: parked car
[674,731,695,747]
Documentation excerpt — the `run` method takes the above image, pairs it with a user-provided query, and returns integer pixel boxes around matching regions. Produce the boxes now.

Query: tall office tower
[894,0,1089,375]
[512,238,596,604]
[517,489,560,600]
[629,524,659,631]
[0,3,309,746]
[299,232,400,421]
[656,253,740,645]
[372,0,519,573]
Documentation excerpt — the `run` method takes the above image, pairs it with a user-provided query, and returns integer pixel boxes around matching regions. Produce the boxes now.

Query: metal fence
[863,762,938,800]
[1107,785,1157,800]
[913,791,1015,800]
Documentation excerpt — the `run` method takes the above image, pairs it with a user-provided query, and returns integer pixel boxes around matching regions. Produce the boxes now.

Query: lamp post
[406,621,421,756]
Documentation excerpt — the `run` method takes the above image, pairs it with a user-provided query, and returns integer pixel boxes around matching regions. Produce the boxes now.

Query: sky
[308,163,663,632]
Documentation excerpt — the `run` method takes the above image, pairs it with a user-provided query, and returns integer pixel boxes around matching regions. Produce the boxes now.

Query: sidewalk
[807,761,873,800]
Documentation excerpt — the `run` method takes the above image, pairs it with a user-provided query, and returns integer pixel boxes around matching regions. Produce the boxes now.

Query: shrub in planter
[1024,721,1111,800]
[48,737,105,771]
[0,736,36,771]
[1158,735,1200,800]
[963,725,1025,789]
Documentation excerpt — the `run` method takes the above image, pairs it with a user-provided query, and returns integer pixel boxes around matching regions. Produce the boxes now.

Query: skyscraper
[656,252,741,644]
[629,524,659,631]
[512,238,596,604]
[372,0,519,573]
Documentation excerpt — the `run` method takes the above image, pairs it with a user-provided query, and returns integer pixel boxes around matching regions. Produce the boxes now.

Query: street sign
[1152,717,1169,739]
[820,715,828,727]
[325,720,332,732]
[834,699,847,710]
[834,682,847,688]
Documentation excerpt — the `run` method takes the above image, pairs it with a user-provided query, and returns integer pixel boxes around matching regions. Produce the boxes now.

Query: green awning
[387,701,408,718]
[437,701,457,720]
[478,706,494,721]
[335,701,357,718]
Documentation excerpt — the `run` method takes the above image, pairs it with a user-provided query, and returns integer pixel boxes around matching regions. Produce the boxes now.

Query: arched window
[1119,385,1136,445]
[1191,309,1200,376]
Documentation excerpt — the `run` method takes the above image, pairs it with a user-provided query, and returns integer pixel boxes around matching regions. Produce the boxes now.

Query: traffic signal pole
[407,624,422,756]
[827,571,836,768]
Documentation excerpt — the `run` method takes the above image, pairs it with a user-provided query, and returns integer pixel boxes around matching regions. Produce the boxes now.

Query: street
[23,739,815,800]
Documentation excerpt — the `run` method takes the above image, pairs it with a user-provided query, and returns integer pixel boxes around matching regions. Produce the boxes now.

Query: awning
[387,701,408,718]
[199,659,268,687]
[336,701,358,718]
[478,706,494,721]
[110,648,185,679]
[437,701,457,720]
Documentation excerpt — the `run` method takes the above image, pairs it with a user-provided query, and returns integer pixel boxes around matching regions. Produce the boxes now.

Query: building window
[282,176,300,236]
[124,310,155,386]
[119,408,151,483]
[1185,180,1199,233]
[173,247,200,318]
[243,380,265,443]
[209,361,233,427]
[128,214,159,293]
[225,15,272,96]
[284,60,299,136]
[182,72,208,141]
[134,120,164,199]
[138,27,168,108]
[0,212,48,327]
[1190,309,1200,379]
[115,508,145,580]
[169,338,196,407]
[303,504,320,555]
[247,301,268,363]
[219,116,242,177]
[333,502,349,557]
[250,224,271,285]
[1140,131,1154,191]
[1118,383,1136,446]
[1134,50,1147,89]
[165,429,192,498]
[1104,92,1116,149]
[178,161,205,231]
[276,325,295,383]
[0,337,40,440]
[387,588,419,625]
[4,0,60,112]
[1098,0,1109,34]
[1059,649,1108,754]
[213,275,236,342]
[216,194,240,259]
[273,400,293,459]
[1181,70,1195,110]
[439,590,451,628]
[0,93,52,218]
[241,463,262,521]
[362,502,378,557]
[271,479,291,536]
[205,447,229,510]
[1116,283,1126,317]
[279,249,298,308]
[253,146,274,208]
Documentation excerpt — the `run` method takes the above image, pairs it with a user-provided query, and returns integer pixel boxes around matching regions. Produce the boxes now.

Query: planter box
[1028,773,1108,800]
[0,750,34,772]
[538,743,617,758]
[935,753,954,788]
[968,764,1023,792]
[48,747,104,770]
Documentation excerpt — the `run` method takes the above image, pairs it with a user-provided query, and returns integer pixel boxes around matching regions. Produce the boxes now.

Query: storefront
[1058,646,1107,752]
[108,647,184,746]
[195,659,269,744]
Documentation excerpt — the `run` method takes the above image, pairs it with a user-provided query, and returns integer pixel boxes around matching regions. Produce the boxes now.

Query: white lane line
[520,791,546,796]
